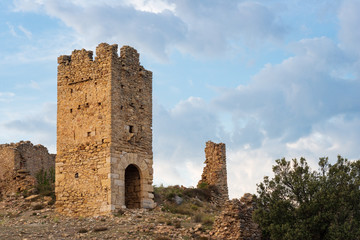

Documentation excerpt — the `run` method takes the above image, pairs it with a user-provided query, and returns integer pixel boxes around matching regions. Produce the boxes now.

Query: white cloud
[18,25,32,39]
[227,146,274,198]
[153,97,227,188]
[6,22,17,37]
[11,0,287,60]
[126,0,175,13]
[0,92,15,102]
[338,0,360,56]
[0,102,56,152]
[12,0,44,12]
[215,36,358,143]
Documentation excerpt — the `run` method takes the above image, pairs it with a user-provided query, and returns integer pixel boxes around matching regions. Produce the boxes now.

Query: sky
[1,0,360,199]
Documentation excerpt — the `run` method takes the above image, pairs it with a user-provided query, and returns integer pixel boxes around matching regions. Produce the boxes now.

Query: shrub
[35,168,55,197]
[254,156,360,240]
[197,182,208,189]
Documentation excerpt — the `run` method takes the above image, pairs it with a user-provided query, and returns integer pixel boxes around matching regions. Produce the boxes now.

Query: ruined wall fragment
[0,141,55,197]
[198,141,229,201]
[210,193,262,240]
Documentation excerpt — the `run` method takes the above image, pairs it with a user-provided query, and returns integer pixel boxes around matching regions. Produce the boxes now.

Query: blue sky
[1,0,360,198]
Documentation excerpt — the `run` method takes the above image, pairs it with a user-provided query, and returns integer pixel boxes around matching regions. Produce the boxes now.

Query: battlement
[57,43,140,67]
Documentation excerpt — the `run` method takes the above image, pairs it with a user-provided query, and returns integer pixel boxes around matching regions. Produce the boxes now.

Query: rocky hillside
[0,183,222,240]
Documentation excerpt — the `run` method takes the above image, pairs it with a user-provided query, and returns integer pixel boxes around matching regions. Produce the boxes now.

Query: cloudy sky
[1,0,360,198]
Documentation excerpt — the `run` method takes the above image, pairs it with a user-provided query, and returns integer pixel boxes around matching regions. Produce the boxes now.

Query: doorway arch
[125,164,141,208]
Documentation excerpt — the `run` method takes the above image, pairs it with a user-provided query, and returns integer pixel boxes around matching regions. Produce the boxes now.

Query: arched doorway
[125,164,141,208]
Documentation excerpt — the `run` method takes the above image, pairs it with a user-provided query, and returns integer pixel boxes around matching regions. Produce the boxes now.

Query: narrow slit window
[129,125,134,133]
[70,108,73,113]
[87,132,91,137]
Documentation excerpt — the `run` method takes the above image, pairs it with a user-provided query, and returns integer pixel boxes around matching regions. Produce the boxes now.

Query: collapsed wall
[0,141,55,197]
[198,141,229,202]
[210,193,262,240]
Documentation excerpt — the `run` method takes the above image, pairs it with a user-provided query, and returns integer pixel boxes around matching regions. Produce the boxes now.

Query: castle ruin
[198,141,229,201]
[55,43,154,216]
[0,141,55,197]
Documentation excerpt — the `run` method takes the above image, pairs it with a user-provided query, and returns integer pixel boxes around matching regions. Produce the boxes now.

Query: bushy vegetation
[154,184,219,227]
[254,156,360,240]
[35,168,55,201]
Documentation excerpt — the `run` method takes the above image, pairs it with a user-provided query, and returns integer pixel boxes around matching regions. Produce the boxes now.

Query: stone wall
[198,141,228,201]
[0,145,15,181]
[210,193,262,240]
[0,141,55,196]
[56,43,154,217]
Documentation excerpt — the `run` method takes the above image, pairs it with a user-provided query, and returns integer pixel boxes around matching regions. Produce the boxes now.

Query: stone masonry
[210,193,262,240]
[56,43,154,217]
[198,141,229,201]
[0,141,55,197]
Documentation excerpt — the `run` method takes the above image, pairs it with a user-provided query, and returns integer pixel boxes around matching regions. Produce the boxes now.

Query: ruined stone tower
[198,141,229,201]
[55,43,154,216]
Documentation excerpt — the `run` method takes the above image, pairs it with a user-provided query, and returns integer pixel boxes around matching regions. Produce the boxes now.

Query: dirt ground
[0,197,211,240]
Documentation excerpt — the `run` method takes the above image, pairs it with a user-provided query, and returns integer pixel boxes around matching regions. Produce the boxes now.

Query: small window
[120,105,123,110]
[70,108,73,113]
[139,89,142,92]
[129,125,134,133]
[87,132,91,137]
[75,173,79,178]
[78,105,81,109]
[85,102,89,108]
[121,84,124,88]
[70,89,73,93]
[98,102,102,106]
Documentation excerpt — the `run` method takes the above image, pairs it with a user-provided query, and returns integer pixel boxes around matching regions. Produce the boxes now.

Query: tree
[253,156,360,240]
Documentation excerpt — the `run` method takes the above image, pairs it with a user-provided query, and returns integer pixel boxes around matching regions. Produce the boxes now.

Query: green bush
[35,168,55,197]
[197,182,208,189]
[254,156,360,240]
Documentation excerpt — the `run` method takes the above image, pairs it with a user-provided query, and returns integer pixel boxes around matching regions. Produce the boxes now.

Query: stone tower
[198,141,229,201]
[55,43,154,216]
